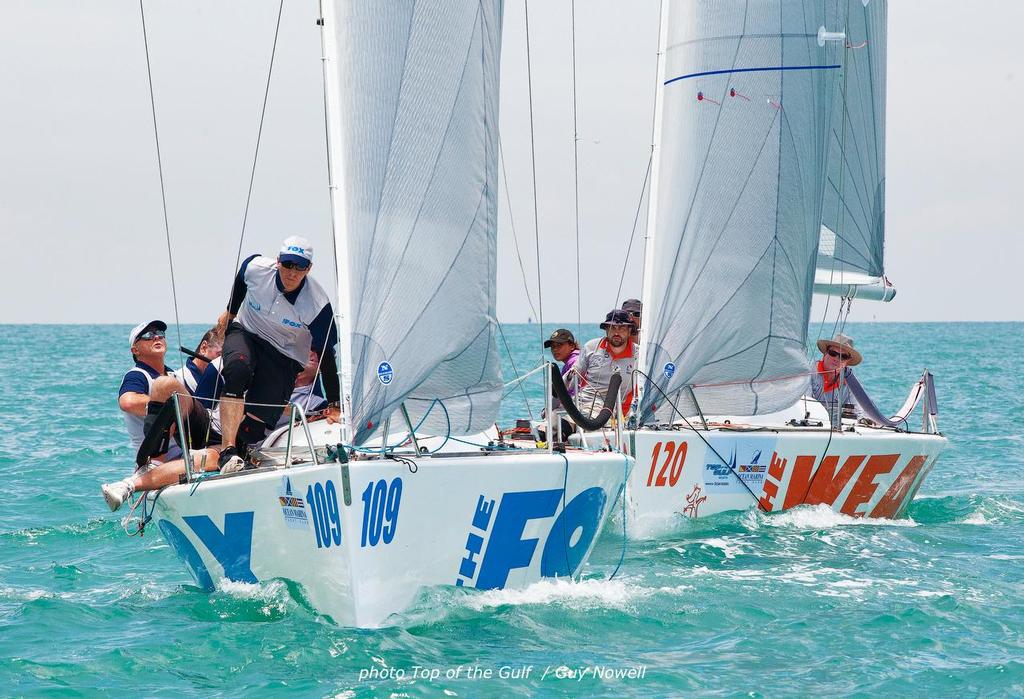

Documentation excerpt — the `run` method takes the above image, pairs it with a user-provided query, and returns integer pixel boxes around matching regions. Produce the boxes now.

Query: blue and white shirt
[118,360,165,451]
[172,358,204,395]
[228,254,340,402]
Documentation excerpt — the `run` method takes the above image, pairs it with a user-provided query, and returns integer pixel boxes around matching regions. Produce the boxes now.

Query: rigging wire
[814,11,852,353]
[635,369,767,511]
[498,137,539,322]
[497,321,535,421]
[613,153,654,306]
[138,0,185,375]
[523,0,545,352]
[231,0,286,279]
[569,0,583,341]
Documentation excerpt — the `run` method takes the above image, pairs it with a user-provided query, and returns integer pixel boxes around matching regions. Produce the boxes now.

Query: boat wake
[461,576,646,612]
[743,504,919,530]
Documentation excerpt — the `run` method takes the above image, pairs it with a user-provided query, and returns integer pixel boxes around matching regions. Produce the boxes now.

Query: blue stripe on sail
[665,64,841,86]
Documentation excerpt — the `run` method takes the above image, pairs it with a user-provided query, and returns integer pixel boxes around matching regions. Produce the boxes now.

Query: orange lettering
[806,455,865,506]
[759,480,779,511]
[840,454,899,517]
[778,455,817,509]
[869,455,929,519]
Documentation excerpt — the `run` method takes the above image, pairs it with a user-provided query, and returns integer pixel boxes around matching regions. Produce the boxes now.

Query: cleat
[101,480,133,512]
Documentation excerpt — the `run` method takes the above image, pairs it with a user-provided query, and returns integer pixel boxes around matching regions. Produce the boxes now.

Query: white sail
[323,0,503,445]
[638,0,843,423]
[815,0,890,298]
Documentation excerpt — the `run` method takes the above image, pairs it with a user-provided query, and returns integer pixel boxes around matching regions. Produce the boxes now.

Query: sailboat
[619,0,945,535]
[146,0,630,627]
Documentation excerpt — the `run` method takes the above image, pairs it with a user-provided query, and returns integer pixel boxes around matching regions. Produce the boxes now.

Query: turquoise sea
[1,322,1021,697]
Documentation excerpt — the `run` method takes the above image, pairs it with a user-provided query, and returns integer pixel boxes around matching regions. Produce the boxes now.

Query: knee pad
[237,414,268,450]
[220,355,253,398]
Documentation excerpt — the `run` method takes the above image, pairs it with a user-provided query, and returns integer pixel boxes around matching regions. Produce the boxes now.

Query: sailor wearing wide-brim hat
[816,332,863,367]
[811,332,864,425]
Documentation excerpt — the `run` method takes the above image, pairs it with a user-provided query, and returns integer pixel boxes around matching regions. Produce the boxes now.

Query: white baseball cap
[279,236,314,267]
[129,319,167,350]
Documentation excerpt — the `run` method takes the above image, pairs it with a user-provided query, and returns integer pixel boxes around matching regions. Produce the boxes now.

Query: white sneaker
[220,455,245,474]
[101,480,133,512]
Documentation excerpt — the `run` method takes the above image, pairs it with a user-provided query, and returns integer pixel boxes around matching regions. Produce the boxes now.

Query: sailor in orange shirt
[811,332,864,427]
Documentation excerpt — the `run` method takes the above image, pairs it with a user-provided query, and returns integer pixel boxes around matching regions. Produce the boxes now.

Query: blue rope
[607,452,629,581]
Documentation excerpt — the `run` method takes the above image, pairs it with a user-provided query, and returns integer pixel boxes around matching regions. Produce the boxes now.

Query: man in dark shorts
[215,236,341,471]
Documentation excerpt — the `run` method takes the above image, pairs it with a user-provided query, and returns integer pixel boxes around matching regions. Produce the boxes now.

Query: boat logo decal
[457,486,608,589]
[183,512,257,583]
[377,361,394,385]
[704,437,777,494]
[278,476,309,530]
[664,362,676,379]
[682,484,707,518]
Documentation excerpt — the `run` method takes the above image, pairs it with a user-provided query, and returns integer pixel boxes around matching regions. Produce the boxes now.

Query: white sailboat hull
[150,449,630,627]
[624,415,946,538]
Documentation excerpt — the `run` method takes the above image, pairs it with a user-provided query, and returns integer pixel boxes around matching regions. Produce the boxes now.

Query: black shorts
[222,323,302,426]
[181,399,221,448]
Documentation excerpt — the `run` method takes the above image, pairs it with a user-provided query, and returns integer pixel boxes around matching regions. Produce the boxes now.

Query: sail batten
[324,0,504,444]
[639,0,844,423]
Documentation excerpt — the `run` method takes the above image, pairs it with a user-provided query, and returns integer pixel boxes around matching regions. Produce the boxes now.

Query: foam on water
[462,576,647,612]
[745,503,919,530]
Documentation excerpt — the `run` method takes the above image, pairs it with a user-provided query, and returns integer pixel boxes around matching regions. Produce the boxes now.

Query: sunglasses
[826,348,851,361]
[137,331,165,341]
[279,260,310,271]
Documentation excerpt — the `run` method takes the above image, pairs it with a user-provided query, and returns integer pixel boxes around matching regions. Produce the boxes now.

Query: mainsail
[815,0,892,300]
[321,0,503,444]
[638,0,843,422]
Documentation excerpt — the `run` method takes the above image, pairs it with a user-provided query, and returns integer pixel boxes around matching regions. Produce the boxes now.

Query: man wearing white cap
[101,319,223,511]
[811,332,865,427]
[215,236,341,471]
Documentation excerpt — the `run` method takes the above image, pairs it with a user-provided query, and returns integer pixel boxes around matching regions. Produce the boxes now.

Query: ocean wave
[0,518,115,544]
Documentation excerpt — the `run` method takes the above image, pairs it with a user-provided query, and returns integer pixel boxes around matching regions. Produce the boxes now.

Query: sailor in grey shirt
[574,309,638,419]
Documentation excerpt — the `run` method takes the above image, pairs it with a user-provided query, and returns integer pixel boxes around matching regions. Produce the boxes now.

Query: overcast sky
[1,1,1021,325]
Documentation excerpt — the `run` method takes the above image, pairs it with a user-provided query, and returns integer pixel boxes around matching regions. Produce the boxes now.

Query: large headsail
[638,0,843,423]
[814,0,892,301]
[321,0,503,445]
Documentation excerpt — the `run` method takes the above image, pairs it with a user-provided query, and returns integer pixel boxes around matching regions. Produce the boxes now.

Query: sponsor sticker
[377,361,394,385]
[278,476,309,530]
[664,362,676,379]
[703,437,777,494]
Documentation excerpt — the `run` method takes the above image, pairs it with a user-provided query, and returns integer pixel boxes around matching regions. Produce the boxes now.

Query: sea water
[0,322,1021,696]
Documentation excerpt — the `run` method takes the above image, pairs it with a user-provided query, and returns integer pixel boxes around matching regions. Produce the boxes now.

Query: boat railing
[169,393,320,483]
[635,366,942,436]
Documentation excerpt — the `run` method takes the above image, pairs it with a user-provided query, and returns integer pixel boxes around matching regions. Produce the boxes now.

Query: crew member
[811,332,864,427]
[573,309,638,419]
[102,320,221,511]
[215,236,341,471]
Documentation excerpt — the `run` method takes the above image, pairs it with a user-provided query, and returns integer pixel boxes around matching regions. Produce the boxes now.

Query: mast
[636,0,670,411]
[318,0,354,443]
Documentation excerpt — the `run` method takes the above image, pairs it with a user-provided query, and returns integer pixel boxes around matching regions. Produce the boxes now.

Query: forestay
[817,0,888,291]
[323,0,503,445]
[639,0,843,423]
